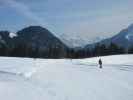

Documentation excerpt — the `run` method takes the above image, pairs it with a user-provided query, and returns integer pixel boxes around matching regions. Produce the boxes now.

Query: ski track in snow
[0,55,133,100]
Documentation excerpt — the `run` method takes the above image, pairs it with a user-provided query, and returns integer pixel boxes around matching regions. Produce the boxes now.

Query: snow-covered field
[0,55,133,100]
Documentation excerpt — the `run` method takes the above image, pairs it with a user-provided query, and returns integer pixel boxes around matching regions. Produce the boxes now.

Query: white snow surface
[0,55,133,100]
[9,32,17,38]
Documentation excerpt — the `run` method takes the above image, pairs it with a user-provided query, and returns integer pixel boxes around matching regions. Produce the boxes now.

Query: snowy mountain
[0,26,67,49]
[0,26,70,58]
[100,24,133,48]
[85,24,133,49]
[59,33,104,48]
[0,55,133,100]
[59,34,88,48]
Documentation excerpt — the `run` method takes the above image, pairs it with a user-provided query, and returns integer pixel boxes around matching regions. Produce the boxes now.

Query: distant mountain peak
[17,26,51,36]
[21,26,45,30]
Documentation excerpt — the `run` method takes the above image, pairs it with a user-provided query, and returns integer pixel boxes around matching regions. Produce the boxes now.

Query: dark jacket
[99,59,102,65]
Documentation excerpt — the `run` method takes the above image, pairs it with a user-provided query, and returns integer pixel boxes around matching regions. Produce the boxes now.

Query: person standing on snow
[99,58,102,68]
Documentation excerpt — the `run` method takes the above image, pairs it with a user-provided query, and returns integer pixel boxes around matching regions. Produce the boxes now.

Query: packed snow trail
[0,55,133,100]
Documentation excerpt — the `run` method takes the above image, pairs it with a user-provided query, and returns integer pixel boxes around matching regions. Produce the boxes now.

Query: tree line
[0,42,133,58]
[66,43,133,58]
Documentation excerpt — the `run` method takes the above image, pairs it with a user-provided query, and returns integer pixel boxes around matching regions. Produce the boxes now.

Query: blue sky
[0,0,133,42]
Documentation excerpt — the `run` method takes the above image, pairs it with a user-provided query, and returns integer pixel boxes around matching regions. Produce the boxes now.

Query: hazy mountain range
[0,24,133,50]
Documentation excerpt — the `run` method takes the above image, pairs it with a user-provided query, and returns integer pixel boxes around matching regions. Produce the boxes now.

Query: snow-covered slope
[100,24,133,48]
[0,55,133,100]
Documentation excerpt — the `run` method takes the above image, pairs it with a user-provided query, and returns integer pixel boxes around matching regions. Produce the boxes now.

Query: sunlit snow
[0,55,133,100]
